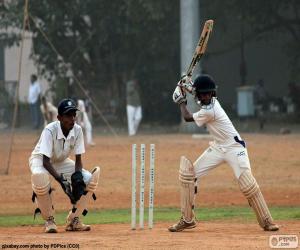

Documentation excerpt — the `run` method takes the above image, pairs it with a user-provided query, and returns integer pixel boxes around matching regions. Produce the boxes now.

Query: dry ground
[0,131,299,249]
[0,221,299,250]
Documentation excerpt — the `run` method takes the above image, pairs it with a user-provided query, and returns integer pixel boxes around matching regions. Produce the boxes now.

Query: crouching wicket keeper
[29,98,100,233]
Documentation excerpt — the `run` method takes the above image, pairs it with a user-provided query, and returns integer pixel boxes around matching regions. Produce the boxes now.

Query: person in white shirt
[75,98,95,146]
[126,79,142,136]
[28,74,41,129]
[169,74,279,232]
[40,96,58,127]
[29,98,100,233]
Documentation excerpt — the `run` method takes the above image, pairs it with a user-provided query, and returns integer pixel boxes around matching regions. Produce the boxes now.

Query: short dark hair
[31,74,37,82]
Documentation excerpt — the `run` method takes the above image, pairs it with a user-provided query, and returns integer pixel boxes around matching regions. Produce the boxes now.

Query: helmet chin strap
[194,96,216,109]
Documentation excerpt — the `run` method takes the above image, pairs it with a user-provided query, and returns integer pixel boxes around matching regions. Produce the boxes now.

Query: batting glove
[173,86,187,105]
[71,171,86,203]
[178,75,194,94]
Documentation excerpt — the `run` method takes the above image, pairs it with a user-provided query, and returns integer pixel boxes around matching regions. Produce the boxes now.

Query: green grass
[0,206,299,227]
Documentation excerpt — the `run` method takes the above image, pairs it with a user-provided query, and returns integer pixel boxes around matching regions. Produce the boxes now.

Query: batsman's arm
[179,103,194,122]
[172,85,194,122]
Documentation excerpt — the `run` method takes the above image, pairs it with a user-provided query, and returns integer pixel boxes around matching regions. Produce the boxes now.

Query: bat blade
[186,19,214,77]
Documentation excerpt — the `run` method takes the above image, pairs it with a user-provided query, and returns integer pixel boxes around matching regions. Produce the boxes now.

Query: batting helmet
[193,74,217,96]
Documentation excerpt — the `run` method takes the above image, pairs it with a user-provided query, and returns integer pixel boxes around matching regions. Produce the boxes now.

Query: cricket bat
[185,19,214,78]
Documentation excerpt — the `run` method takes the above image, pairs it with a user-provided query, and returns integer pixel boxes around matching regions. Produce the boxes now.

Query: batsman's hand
[178,75,194,94]
[173,86,187,105]
[71,171,86,203]
[56,174,75,204]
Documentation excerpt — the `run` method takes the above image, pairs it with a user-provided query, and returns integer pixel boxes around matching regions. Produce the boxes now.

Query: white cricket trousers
[29,156,92,184]
[126,105,142,136]
[194,142,251,180]
[82,112,93,145]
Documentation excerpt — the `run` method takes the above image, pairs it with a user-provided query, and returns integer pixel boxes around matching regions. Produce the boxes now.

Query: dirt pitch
[0,131,300,249]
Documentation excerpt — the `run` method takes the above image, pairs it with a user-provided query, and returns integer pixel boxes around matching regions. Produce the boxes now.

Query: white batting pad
[86,166,100,192]
[179,156,196,223]
[31,173,53,220]
[238,170,274,228]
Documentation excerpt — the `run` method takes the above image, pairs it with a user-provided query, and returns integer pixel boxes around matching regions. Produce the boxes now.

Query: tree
[203,0,300,81]
[0,0,180,123]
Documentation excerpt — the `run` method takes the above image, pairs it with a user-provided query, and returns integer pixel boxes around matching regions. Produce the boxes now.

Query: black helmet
[193,74,217,96]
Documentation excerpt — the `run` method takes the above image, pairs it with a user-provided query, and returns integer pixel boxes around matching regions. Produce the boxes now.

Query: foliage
[204,0,300,80]
[0,84,12,124]
[0,0,180,123]
[1,0,299,123]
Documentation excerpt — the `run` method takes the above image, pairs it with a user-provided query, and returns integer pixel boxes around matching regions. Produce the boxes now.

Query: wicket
[131,144,155,230]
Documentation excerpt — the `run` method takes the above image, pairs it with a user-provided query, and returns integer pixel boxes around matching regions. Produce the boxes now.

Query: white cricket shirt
[193,98,242,147]
[28,81,41,104]
[77,99,86,113]
[31,121,85,163]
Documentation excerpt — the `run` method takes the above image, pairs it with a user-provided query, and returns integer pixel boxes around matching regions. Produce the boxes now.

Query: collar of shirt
[57,121,75,140]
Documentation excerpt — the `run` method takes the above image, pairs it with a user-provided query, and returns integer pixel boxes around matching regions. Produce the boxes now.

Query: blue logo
[237,151,245,157]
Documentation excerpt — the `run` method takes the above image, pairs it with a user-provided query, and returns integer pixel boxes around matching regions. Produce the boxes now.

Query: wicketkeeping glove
[56,174,75,204]
[172,86,187,105]
[71,171,86,203]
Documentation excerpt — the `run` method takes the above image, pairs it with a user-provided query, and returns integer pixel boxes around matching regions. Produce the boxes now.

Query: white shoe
[45,216,57,233]
[65,217,91,231]
[168,217,196,232]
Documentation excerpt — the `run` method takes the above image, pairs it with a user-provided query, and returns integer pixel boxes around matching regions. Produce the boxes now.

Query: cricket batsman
[168,74,279,232]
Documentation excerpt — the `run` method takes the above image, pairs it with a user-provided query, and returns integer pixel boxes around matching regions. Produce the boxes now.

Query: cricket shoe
[45,216,57,233]
[65,217,91,231]
[264,222,279,231]
[168,217,196,232]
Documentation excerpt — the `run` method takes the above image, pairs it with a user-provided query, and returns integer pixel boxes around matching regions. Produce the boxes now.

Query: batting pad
[86,166,100,192]
[31,173,53,220]
[238,170,274,228]
[67,166,100,221]
[179,156,196,223]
